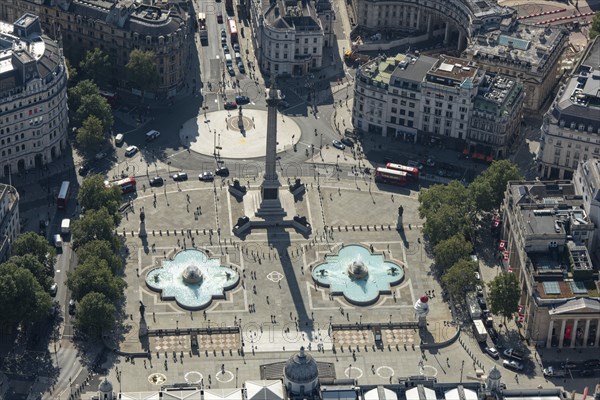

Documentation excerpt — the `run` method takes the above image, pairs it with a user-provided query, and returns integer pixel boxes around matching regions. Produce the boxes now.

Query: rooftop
[428,56,479,81]
[548,37,600,132]
[474,73,523,115]
[466,23,567,75]
[262,0,321,31]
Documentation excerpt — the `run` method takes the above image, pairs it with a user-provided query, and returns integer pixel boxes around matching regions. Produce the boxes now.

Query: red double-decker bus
[374,167,408,186]
[106,177,137,194]
[386,163,419,181]
[57,181,71,209]
[228,18,238,43]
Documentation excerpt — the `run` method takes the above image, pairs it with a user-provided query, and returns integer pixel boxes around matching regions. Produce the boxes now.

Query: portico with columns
[543,298,600,349]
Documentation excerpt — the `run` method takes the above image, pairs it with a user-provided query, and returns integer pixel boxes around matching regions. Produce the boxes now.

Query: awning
[246,380,285,400]
[204,388,243,400]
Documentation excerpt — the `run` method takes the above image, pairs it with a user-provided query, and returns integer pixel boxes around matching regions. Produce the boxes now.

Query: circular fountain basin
[312,244,404,306]
[146,249,239,310]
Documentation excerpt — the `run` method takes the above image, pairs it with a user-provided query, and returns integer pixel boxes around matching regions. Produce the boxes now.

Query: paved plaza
[93,172,554,396]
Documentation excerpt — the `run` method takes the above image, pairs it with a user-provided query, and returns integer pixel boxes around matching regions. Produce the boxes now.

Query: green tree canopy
[77,175,122,222]
[76,240,122,275]
[423,204,474,246]
[79,48,110,85]
[11,231,55,276]
[68,79,100,112]
[5,255,53,291]
[487,272,520,327]
[468,160,522,212]
[76,115,106,157]
[418,180,474,219]
[126,49,160,94]
[71,208,117,249]
[590,12,600,39]
[442,259,478,302]
[65,57,78,83]
[433,234,473,272]
[73,292,116,338]
[67,256,125,302]
[0,262,53,325]
[75,94,114,131]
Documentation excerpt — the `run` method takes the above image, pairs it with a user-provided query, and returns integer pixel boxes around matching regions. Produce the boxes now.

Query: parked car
[485,347,499,359]
[224,101,237,110]
[49,283,58,296]
[476,285,484,296]
[149,176,163,186]
[68,299,76,315]
[221,28,227,38]
[237,62,246,74]
[488,327,500,343]
[503,359,523,371]
[584,359,600,368]
[227,66,236,76]
[332,140,345,150]
[503,348,524,361]
[221,36,227,45]
[125,145,138,157]
[199,171,214,181]
[223,44,230,54]
[217,12,223,23]
[233,43,240,52]
[78,164,90,176]
[172,172,188,181]
[215,166,229,177]
[235,95,250,105]
[543,366,565,377]
[341,137,354,147]
[145,130,160,142]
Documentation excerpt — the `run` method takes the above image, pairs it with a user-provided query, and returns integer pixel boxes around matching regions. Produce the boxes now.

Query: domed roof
[182,265,203,283]
[99,378,113,393]
[488,366,501,380]
[284,347,319,384]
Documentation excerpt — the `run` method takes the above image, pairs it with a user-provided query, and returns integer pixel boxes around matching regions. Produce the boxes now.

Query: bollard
[174,230,177,236]
[160,230,162,236]
[153,230,155,236]
[132,230,135,237]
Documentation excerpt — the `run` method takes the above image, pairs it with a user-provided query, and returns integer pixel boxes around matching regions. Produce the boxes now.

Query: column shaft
[444,22,450,44]
[570,319,579,348]
[558,319,567,348]
[595,319,600,347]
[546,320,554,349]
[583,320,591,347]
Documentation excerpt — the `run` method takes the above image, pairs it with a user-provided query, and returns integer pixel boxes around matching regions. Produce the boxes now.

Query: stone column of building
[570,319,579,348]
[427,14,433,39]
[416,8,421,30]
[558,319,567,348]
[595,320,600,347]
[444,22,450,44]
[546,320,554,348]
[457,30,464,50]
[583,320,591,347]
[410,7,415,29]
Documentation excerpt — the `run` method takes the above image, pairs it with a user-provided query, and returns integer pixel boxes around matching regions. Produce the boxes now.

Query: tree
[468,160,522,212]
[126,49,160,96]
[79,48,110,85]
[78,174,122,221]
[75,94,114,131]
[67,80,113,129]
[65,57,78,83]
[67,257,125,302]
[76,240,122,275]
[423,204,474,246]
[418,180,474,219]
[442,259,478,302]
[0,262,53,326]
[6,255,53,291]
[433,234,473,272]
[590,12,600,39]
[487,272,520,329]
[73,292,116,339]
[76,115,106,157]
[11,232,56,276]
[71,208,117,249]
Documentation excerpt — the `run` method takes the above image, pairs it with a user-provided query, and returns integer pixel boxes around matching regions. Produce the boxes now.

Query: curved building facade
[1,0,191,98]
[0,14,68,177]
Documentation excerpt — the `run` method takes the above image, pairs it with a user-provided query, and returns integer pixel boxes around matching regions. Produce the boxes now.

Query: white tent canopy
[445,387,478,400]
[204,388,243,400]
[406,386,436,400]
[246,380,285,400]
[365,387,398,400]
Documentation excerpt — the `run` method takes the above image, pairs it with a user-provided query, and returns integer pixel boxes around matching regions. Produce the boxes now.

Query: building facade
[250,0,330,77]
[0,13,68,178]
[501,180,599,349]
[537,37,600,180]
[352,53,523,159]
[573,159,600,260]
[353,0,514,51]
[464,23,568,112]
[1,0,191,97]
[0,184,20,263]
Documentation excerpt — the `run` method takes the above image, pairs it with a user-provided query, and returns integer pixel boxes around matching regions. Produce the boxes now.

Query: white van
[61,218,70,234]
[225,54,233,66]
[115,133,124,145]
[235,52,241,62]
[53,234,63,248]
